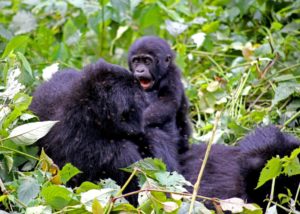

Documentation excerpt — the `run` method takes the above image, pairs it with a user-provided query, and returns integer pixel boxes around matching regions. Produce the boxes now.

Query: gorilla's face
[130,54,156,90]
[128,36,173,91]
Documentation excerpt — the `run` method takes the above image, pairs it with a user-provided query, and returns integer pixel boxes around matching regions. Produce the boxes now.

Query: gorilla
[30,60,148,199]
[181,126,300,213]
[239,126,300,212]
[128,36,192,159]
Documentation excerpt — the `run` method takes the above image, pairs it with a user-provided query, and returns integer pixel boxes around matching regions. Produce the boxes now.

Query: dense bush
[0,0,300,213]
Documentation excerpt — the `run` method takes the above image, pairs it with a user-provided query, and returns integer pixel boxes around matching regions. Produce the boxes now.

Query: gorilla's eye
[145,58,152,65]
[132,58,139,64]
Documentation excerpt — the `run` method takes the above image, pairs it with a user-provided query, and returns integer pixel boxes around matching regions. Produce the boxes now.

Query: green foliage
[0,0,300,213]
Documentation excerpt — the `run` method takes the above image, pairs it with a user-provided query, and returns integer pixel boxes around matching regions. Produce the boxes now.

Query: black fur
[181,144,246,209]
[128,36,192,160]
[181,126,300,212]
[30,60,147,198]
[239,126,300,212]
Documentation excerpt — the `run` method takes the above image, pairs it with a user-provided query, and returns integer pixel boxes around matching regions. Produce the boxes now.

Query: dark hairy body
[128,36,192,168]
[30,60,148,201]
[181,126,300,213]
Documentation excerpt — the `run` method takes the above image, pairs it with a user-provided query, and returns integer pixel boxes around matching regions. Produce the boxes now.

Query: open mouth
[138,78,154,90]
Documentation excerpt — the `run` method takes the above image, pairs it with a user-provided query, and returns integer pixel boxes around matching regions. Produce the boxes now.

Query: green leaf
[18,177,40,205]
[60,163,82,184]
[139,4,161,30]
[2,35,29,58]
[202,21,220,33]
[155,171,192,192]
[282,148,300,176]
[10,10,37,35]
[80,189,114,212]
[256,157,282,188]
[41,185,73,210]
[76,182,100,194]
[92,198,104,214]
[123,158,166,175]
[25,206,52,214]
[63,19,82,46]
[272,82,300,107]
[16,52,33,78]
[13,93,32,111]
[8,121,59,146]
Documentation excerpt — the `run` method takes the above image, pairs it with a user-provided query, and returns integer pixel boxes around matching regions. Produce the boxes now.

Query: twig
[113,188,214,202]
[266,178,276,211]
[260,53,279,78]
[188,111,222,214]
[282,111,300,130]
[0,177,8,194]
[105,168,138,214]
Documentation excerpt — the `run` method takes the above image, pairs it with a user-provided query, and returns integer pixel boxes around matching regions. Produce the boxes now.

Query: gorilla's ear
[164,55,172,67]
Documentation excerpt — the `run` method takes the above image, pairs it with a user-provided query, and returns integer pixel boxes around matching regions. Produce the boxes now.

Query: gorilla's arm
[176,93,192,153]
[143,75,181,127]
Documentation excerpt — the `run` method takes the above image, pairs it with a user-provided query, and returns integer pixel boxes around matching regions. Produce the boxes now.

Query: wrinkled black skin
[181,126,300,213]
[128,36,192,160]
[30,60,148,203]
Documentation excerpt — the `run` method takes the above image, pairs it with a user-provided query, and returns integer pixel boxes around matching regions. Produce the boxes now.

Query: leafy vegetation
[0,0,300,213]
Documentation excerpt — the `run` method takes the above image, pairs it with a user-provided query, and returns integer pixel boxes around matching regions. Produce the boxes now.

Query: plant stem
[266,177,276,211]
[105,168,138,213]
[0,145,39,160]
[282,111,300,130]
[188,111,222,214]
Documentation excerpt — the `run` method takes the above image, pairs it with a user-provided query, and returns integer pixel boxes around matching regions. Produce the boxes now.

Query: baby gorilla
[128,36,192,167]
[30,60,146,198]
[181,126,300,212]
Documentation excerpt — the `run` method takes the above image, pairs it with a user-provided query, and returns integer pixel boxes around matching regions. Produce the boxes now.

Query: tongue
[140,79,151,89]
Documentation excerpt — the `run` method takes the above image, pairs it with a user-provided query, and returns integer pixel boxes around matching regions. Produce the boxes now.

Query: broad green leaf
[282,148,300,176]
[155,171,192,192]
[112,203,137,212]
[25,206,51,214]
[18,177,40,205]
[10,10,37,35]
[80,189,114,212]
[41,185,73,210]
[256,157,282,188]
[76,182,100,194]
[139,4,161,30]
[178,201,211,214]
[156,1,182,22]
[272,82,300,107]
[60,163,81,184]
[16,52,33,77]
[13,93,32,111]
[163,201,179,213]
[165,20,188,36]
[92,198,104,214]
[2,35,29,57]
[8,121,58,146]
[202,21,220,33]
[4,154,13,172]
[63,19,82,46]
[123,158,166,174]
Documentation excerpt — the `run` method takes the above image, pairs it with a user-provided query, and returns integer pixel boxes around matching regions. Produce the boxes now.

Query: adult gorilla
[128,36,192,162]
[30,60,148,201]
[181,126,300,213]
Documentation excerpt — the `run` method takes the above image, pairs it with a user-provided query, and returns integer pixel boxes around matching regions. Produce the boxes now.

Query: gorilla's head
[128,36,175,91]
[79,59,147,138]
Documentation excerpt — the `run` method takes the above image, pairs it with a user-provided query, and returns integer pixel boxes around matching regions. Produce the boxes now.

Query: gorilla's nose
[136,68,144,73]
